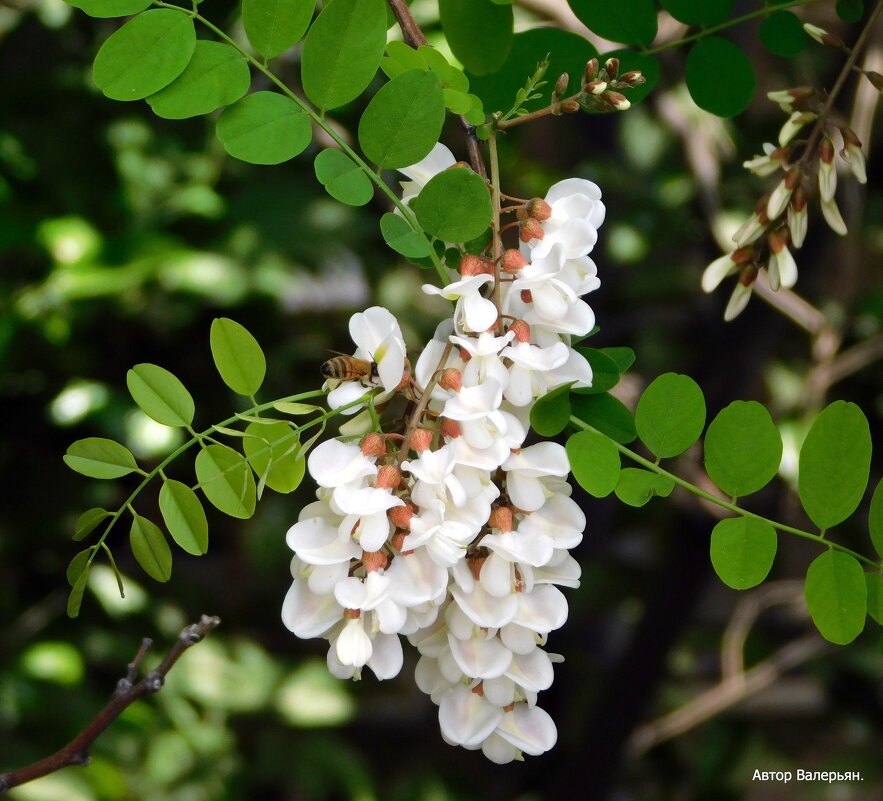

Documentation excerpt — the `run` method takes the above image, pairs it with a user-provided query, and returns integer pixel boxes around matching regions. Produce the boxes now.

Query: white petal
[398,142,456,184]
[366,632,403,679]
[335,618,373,667]
[495,704,557,756]
[281,580,341,638]
[438,685,504,747]
[448,633,513,679]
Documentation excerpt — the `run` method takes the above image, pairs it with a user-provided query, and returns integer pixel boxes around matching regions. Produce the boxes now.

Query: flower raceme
[283,160,604,762]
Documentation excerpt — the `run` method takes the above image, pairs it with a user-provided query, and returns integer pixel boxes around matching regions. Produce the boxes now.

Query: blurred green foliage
[1,1,882,800]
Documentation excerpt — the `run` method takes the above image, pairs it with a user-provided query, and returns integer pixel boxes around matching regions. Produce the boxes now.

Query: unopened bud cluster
[703,83,868,320]
[283,145,604,762]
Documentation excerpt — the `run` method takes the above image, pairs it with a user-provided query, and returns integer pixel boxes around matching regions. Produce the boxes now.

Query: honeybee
[320,355,379,385]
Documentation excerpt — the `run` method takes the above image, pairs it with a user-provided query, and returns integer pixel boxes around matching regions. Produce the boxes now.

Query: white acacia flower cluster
[282,145,603,762]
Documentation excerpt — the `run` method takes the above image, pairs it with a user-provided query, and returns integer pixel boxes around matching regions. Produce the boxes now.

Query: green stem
[151,1,449,286]
[642,0,822,56]
[569,415,879,569]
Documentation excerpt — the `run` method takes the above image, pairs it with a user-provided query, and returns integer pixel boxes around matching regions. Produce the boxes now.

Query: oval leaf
[571,393,636,444]
[614,467,675,507]
[67,570,89,618]
[216,91,311,165]
[314,149,375,206]
[243,421,306,494]
[635,373,706,459]
[243,0,315,59]
[129,513,172,582]
[147,41,251,120]
[358,69,445,170]
[64,437,139,479]
[67,549,93,587]
[380,213,431,258]
[569,0,657,46]
[869,478,883,559]
[210,318,266,396]
[710,517,777,589]
[301,0,387,110]
[439,0,513,75]
[195,443,257,519]
[74,508,111,541]
[704,401,782,498]
[92,9,196,101]
[867,572,883,625]
[660,0,733,25]
[798,401,871,531]
[159,479,209,555]
[804,550,866,644]
[758,10,805,57]
[127,363,195,427]
[530,382,573,437]
[412,167,492,243]
[567,430,620,498]
[65,0,152,17]
[685,36,755,117]
[573,348,621,395]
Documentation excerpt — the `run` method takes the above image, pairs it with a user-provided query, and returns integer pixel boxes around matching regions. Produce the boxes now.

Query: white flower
[423,274,498,333]
[438,684,505,747]
[502,443,571,512]
[525,178,605,261]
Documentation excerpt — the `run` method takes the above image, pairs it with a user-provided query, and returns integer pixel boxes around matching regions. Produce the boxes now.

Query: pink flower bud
[388,504,414,529]
[520,289,533,304]
[376,465,401,490]
[439,417,462,439]
[509,319,531,343]
[343,608,361,619]
[526,198,552,221]
[362,550,388,572]
[360,432,385,458]
[489,506,513,532]
[439,367,463,392]
[502,248,528,273]
[409,428,434,453]
[520,218,545,243]
[459,254,485,276]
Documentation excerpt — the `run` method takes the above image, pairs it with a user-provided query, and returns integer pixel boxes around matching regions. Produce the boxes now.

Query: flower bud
[439,417,462,439]
[388,503,414,530]
[526,198,552,221]
[561,99,581,113]
[820,195,847,235]
[618,70,646,86]
[865,70,883,92]
[724,281,753,322]
[840,128,867,184]
[604,57,620,78]
[489,506,513,532]
[390,530,408,550]
[818,137,836,202]
[767,166,801,219]
[360,432,386,458]
[459,253,485,276]
[585,58,599,82]
[778,111,816,146]
[767,86,815,111]
[605,91,630,111]
[343,608,361,619]
[767,229,797,290]
[551,72,569,102]
[502,248,528,273]
[409,427,434,452]
[376,464,401,490]
[508,319,531,343]
[520,289,533,304]
[520,218,545,243]
[468,553,487,581]
[803,23,843,48]
[362,550,388,572]
[439,367,463,392]
[787,186,808,248]
[585,80,607,95]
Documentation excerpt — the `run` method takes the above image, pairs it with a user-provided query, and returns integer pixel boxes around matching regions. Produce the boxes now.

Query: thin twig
[0,615,221,794]
[396,343,454,461]
[385,0,488,179]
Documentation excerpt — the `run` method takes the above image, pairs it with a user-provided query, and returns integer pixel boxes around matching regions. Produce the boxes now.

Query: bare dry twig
[0,615,221,794]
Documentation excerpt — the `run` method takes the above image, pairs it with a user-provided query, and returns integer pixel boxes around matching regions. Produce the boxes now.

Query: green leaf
[444,88,473,114]
[210,318,266,397]
[571,393,636,444]
[64,437,139,479]
[65,0,151,17]
[566,430,620,497]
[358,70,445,170]
[195,443,257,519]
[129,513,172,582]
[867,572,883,625]
[301,0,387,110]
[314,149,375,206]
[417,45,469,92]
[67,549,93,586]
[573,348,621,394]
[468,28,597,113]
[273,401,322,415]
[74,508,111,541]
[798,401,872,531]
[601,347,636,373]
[836,0,864,22]
[67,570,89,618]
[568,0,657,46]
[216,91,311,165]
[384,40,427,74]
[92,9,196,101]
[159,480,209,555]
[869,478,883,559]
[804,550,866,645]
[146,41,251,120]
[380,213,431,258]
[127,363,195,427]
[758,10,805,58]
[614,467,675,507]
[243,0,315,58]
[635,373,706,459]
[243,421,305,494]
[530,383,573,436]
[412,167,492,242]
[596,49,660,106]
[685,37,755,117]
[660,0,733,25]
[704,401,782,498]
[710,517,777,590]
[439,0,513,75]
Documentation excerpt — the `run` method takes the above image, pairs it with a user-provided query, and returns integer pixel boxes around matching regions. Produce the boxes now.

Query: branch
[385,0,488,179]
[0,615,221,794]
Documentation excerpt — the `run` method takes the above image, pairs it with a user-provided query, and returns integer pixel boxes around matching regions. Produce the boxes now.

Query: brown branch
[385,0,488,179]
[0,615,221,794]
